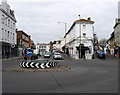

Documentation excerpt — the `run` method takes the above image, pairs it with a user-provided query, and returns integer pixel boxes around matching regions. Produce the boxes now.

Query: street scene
[2,55,118,93]
[0,0,120,95]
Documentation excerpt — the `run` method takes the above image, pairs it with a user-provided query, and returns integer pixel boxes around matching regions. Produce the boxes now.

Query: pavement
[0,56,24,62]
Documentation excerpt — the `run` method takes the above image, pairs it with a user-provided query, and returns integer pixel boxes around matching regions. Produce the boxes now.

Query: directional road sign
[26,49,32,56]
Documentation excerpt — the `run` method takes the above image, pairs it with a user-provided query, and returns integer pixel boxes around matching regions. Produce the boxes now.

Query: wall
[118,1,120,18]
[68,21,94,59]
[0,2,16,44]
[0,8,2,42]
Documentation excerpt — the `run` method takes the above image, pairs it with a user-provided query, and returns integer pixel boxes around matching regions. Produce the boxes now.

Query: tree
[98,39,107,50]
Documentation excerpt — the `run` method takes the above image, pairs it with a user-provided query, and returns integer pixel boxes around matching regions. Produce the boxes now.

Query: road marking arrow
[35,63,40,68]
[22,62,26,67]
[26,62,29,68]
[46,62,50,68]
[41,63,45,69]
[20,62,22,67]
[30,62,34,68]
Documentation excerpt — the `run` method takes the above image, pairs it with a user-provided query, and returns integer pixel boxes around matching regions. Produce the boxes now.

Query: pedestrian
[81,49,85,59]
[114,48,117,57]
[6,50,9,59]
[119,47,120,58]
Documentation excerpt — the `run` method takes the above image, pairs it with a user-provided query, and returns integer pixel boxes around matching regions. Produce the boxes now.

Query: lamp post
[58,22,67,53]
[78,15,81,58]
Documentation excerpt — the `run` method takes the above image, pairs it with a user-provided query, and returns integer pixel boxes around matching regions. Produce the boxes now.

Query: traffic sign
[11,44,15,48]
[26,49,32,56]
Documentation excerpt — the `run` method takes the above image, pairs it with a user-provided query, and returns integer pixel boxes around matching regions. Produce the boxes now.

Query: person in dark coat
[119,47,120,58]
[6,50,9,59]
[81,49,85,59]
[114,48,117,57]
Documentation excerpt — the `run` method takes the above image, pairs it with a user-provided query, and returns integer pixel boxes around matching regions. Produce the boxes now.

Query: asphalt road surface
[2,55,118,93]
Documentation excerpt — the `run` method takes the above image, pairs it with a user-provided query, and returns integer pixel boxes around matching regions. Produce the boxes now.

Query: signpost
[26,49,32,62]
[11,44,15,48]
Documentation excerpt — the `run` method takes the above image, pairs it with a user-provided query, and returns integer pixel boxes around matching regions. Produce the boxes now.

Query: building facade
[52,40,61,52]
[64,17,95,59]
[36,43,49,56]
[114,19,120,47]
[0,0,17,58]
[16,30,31,56]
[108,32,114,55]
[118,1,120,18]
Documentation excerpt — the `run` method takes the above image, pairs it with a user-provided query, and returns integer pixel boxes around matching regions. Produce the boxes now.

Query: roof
[16,30,30,37]
[108,32,114,41]
[75,19,95,23]
[64,18,95,38]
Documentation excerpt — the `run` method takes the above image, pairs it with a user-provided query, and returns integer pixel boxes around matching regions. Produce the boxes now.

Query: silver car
[44,52,51,58]
[53,52,62,59]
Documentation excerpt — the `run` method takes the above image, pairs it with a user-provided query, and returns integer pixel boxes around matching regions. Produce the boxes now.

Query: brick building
[16,30,32,56]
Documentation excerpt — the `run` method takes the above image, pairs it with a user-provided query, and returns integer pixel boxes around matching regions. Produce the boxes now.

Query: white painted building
[52,40,61,52]
[0,0,17,58]
[118,1,120,18]
[65,17,95,59]
[35,43,49,56]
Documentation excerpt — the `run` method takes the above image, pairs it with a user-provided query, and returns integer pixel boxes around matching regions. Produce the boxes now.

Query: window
[11,21,12,29]
[8,31,9,38]
[83,25,86,30]
[83,33,86,37]
[2,28,4,40]
[5,18,7,26]
[5,30,6,40]
[13,23,15,29]
[8,19,10,27]
[13,33,15,42]
[2,15,4,24]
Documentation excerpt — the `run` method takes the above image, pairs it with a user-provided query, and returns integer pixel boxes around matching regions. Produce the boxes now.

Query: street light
[58,22,67,53]
[78,15,81,58]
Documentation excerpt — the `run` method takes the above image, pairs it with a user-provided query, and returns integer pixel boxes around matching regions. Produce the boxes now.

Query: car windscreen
[45,52,50,55]
[54,53,61,55]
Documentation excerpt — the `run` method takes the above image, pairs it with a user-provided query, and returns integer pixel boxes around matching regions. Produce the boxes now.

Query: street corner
[6,65,71,72]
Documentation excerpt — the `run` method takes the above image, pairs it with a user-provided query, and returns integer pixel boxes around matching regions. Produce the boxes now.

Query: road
[2,55,118,94]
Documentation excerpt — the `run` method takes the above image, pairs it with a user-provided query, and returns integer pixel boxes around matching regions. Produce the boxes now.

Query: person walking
[114,48,117,57]
[6,50,9,59]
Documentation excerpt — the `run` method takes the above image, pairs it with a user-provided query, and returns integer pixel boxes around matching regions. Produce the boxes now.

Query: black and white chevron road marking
[20,61,58,69]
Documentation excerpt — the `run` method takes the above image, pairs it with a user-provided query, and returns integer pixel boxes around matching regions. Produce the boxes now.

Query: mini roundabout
[6,60,71,72]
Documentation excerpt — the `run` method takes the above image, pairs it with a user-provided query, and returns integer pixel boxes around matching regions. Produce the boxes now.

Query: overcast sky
[7,0,119,44]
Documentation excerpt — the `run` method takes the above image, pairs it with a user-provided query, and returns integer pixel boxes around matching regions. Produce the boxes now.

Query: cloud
[7,0,119,43]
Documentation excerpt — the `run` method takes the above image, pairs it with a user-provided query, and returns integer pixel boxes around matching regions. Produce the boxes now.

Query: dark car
[96,50,106,59]
[24,50,38,60]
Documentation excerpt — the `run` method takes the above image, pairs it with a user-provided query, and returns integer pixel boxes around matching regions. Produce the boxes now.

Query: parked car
[31,53,38,60]
[44,52,51,58]
[53,52,62,59]
[96,50,106,59]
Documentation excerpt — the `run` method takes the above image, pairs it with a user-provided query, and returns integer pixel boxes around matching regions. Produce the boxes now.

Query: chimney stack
[87,17,91,20]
